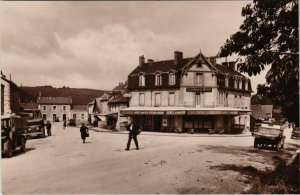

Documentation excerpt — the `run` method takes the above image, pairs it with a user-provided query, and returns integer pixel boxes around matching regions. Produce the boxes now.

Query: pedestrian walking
[125,117,141,151]
[46,120,52,136]
[80,123,89,144]
[63,120,66,130]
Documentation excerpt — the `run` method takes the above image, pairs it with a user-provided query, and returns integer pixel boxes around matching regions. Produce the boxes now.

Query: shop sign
[166,111,186,115]
[187,110,222,115]
[222,111,238,115]
[186,87,212,92]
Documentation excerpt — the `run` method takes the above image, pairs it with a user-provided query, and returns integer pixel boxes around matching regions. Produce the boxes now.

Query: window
[139,74,145,86]
[42,114,47,120]
[234,79,238,88]
[1,84,4,115]
[195,93,201,106]
[169,72,176,85]
[234,95,237,107]
[73,114,76,119]
[168,92,175,106]
[197,62,203,68]
[139,93,145,106]
[225,78,229,87]
[155,93,161,106]
[43,105,47,111]
[219,92,223,105]
[63,106,66,111]
[81,114,84,120]
[195,73,203,86]
[155,73,162,86]
[53,106,56,110]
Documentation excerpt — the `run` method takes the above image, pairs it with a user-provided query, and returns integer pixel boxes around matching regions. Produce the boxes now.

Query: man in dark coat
[125,117,140,151]
[46,120,52,136]
[80,123,89,144]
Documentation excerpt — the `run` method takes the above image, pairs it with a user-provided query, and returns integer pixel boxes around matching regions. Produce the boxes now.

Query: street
[2,123,299,194]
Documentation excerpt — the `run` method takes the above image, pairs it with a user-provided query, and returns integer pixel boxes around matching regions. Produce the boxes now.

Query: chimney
[207,56,216,65]
[228,61,236,70]
[139,55,145,67]
[221,62,228,66]
[221,61,235,70]
[147,59,154,63]
[174,51,183,65]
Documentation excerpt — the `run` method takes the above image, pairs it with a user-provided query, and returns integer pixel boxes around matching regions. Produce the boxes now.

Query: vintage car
[253,122,287,151]
[1,114,27,157]
[25,118,46,139]
[291,127,300,139]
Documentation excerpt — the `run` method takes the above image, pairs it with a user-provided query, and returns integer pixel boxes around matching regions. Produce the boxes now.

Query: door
[53,114,57,122]
[62,114,66,121]
[154,116,162,131]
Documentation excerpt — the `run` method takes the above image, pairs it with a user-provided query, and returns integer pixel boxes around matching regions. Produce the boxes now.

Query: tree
[219,0,299,125]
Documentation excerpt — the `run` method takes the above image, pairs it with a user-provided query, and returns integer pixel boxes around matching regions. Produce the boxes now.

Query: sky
[1,1,269,93]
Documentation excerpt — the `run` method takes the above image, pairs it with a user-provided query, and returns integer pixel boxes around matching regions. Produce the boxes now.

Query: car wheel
[275,143,280,151]
[3,139,13,158]
[20,137,26,152]
[42,129,46,138]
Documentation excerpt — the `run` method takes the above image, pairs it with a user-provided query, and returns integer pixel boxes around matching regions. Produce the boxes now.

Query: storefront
[120,108,250,133]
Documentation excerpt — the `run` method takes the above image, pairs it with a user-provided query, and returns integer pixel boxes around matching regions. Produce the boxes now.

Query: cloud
[1,1,266,92]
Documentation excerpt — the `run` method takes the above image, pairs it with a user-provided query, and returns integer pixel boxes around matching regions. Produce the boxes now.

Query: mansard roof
[128,58,192,76]
[215,64,247,79]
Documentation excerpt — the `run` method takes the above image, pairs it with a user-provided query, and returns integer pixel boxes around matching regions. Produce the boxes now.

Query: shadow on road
[2,147,36,159]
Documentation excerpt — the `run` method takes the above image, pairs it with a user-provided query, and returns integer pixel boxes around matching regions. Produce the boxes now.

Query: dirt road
[2,123,299,194]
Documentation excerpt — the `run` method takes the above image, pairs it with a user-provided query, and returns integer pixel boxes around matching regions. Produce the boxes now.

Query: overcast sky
[1,1,268,93]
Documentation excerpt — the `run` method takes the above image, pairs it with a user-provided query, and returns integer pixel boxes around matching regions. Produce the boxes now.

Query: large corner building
[121,51,252,133]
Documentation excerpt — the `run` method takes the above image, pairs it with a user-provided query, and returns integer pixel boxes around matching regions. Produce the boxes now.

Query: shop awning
[120,107,251,116]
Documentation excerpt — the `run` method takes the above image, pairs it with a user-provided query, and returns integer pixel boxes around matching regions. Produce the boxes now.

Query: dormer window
[225,77,229,87]
[195,73,203,86]
[245,81,248,90]
[139,73,145,86]
[169,72,176,85]
[234,78,238,89]
[155,73,162,86]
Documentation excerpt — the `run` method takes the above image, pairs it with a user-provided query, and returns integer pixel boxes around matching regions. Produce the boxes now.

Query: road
[2,123,299,194]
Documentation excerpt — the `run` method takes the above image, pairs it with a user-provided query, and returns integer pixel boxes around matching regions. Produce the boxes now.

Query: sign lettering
[186,87,212,92]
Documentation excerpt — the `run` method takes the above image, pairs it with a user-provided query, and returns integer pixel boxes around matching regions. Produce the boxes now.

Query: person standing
[80,123,89,144]
[46,120,52,136]
[63,120,66,130]
[125,117,141,151]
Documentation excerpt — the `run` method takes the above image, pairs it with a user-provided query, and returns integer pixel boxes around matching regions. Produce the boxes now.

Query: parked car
[25,118,46,139]
[253,122,286,151]
[291,127,300,139]
[69,119,76,127]
[1,115,27,157]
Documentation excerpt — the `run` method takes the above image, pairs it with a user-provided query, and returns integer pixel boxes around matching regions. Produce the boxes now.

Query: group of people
[44,117,141,150]
[78,117,141,150]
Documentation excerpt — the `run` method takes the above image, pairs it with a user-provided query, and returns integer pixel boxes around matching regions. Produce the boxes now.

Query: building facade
[95,82,129,130]
[37,97,72,122]
[121,51,251,133]
[1,73,21,116]
[70,105,88,124]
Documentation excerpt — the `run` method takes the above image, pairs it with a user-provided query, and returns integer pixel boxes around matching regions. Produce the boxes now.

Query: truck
[25,118,46,139]
[1,114,27,157]
[253,122,287,151]
[19,109,46,139]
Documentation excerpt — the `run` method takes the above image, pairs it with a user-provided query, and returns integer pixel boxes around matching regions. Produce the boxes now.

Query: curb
[89,128,252,138]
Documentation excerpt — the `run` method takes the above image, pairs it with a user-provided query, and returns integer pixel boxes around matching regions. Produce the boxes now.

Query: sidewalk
[88,126,253,137]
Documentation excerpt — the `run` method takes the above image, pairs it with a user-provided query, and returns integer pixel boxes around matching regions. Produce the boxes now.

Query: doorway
[154,116,162,131]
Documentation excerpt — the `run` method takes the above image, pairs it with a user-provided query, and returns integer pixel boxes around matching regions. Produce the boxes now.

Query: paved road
[2,123,299,194]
